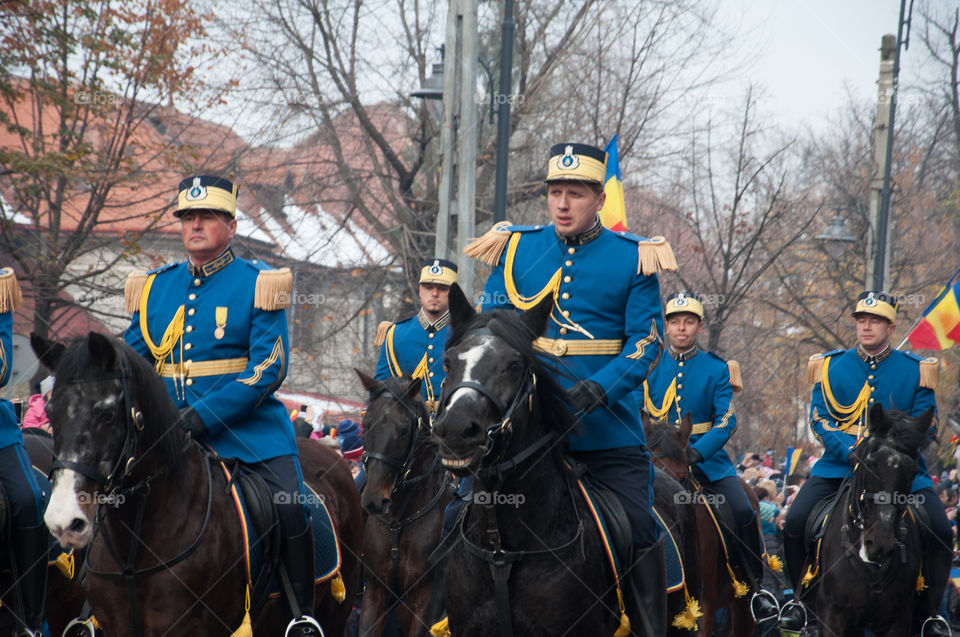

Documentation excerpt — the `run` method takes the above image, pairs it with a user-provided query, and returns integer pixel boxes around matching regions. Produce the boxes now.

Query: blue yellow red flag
[906,267,960,350]
[599,135,628,232]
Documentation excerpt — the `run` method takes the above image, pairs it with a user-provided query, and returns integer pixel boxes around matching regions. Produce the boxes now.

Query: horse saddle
[221,462,344,617]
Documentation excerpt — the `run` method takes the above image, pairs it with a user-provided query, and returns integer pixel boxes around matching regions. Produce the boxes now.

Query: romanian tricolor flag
[906,267,960,350]
[784,446,804,478]
[599,135,628,232]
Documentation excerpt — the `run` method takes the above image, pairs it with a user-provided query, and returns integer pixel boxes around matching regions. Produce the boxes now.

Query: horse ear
[355,369,384,394]
[403,376,423,401]
[447,283,475,327]
[678,413,693,447]
[519,293,552,340]
[87,332,117,371]
[869,403,892,439]
[914,406,936,437]
[31,332,65,372]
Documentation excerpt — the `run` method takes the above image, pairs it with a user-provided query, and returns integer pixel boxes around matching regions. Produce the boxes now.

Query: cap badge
[185,176,208,202]
[674,296,688,307]
[429,260,443,276]
[559,145,580,170]
[863,294,877,307]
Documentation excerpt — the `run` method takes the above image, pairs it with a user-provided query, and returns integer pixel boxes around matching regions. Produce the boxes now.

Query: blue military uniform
[124,175,322,637]
[375,311,449,411]
[779,290,951,636]
[0,268,48,634]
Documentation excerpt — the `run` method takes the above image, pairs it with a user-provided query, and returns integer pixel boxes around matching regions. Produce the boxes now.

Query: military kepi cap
[852,290,898,322]
[419,258,458,286]
[175,175,239,218]
[545,143,607,185]
[664,291,704,320]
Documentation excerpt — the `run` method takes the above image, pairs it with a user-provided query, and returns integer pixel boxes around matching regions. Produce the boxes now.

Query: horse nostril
[68,518,86,534]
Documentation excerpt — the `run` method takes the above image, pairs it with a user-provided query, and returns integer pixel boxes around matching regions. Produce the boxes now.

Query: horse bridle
[361,384,436,490]
[50,353,146,495]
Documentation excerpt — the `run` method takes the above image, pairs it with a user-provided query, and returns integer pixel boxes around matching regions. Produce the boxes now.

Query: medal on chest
[215,306,227,340]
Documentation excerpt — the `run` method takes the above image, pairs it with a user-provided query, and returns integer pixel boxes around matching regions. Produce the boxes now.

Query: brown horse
[33,332,362,636]
[356,372,450,637]
[643,412,759,637]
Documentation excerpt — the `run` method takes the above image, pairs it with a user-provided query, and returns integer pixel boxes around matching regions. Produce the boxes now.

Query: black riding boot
[282,523,324,637]
[11,522,49,637]
[920,548,953,637]
[624,536,666,637]
[736,519,780,623]
[777,533,809,635]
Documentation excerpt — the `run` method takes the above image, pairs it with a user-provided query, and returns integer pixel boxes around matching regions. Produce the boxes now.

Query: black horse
[355,372,449,637]
[32,331,363,636]
[809,404,933,636]
[432,283,663,637]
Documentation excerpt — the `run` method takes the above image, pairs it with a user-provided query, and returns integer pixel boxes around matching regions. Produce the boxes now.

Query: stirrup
[750,588,780,622]
[63,617,97,637]
[922,614,952,637]
[285,615,325,637]
[777,599,808,633]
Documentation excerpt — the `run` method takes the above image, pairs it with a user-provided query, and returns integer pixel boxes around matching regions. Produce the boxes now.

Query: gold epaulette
[374,321,392,348]
[464,221,513,265]
[919,357,939,390]
[806,354,825,384]
[0,267,22,313]
[254,268,293,311]
[727,360,743,392]
[124,271,148,314]
[636,236,678,275]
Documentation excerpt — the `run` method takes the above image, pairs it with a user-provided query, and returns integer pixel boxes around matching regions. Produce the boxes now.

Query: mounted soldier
[641,291,781,625]
[123,175,322,637]
[778,290,952,637]
[375,258,457,414]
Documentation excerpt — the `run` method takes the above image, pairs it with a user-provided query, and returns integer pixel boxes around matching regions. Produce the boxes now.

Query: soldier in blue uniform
[374,258,457,413]
[641,291,781,624]
[467,142,677,637]
[778,291,952,636]
[0,269,48,637]
[124,175,322,637]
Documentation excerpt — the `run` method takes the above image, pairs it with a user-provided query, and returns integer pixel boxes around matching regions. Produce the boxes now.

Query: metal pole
[492,0,514,223]
[435,0,461,261]
[868,33,895,291]
[875,0,909,291]
[456,0,477,301]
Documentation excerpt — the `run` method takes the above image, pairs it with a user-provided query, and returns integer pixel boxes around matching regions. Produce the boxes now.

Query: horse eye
[507,360,522,373]
[94,405,117,424]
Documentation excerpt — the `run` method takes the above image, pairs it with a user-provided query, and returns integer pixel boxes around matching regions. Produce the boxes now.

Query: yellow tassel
[918,358,939,390]
[55,551,75,579]
[636,236,678,275]
[0,268,23,313]
[766,554,783,573]
[727,360,743,393]
[806,355,824,384]
[91,616,101,630]
[374,321,392,348]
[801,563,818,588]
[613,610,631,637]
[430,616,451,637]
[230,586,253,637]
[726,563,748,597]
[254,268,293,311]
[917,571,927,593]
[124,271,148,313]
[671,594,703,631]
[331,572,346,603]
[463,221,513,265]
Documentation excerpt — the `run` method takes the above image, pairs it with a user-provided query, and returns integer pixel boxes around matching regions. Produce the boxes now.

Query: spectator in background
[22,375,54,436]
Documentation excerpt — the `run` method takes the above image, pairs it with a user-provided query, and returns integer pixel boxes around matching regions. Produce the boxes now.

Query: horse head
[31,332,180,549]
[356,371,428,515]
[848,403,933,564]
[642,410,694,484]
[432,283,569,477]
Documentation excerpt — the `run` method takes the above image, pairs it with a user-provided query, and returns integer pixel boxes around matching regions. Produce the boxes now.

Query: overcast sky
[721,0,930,132]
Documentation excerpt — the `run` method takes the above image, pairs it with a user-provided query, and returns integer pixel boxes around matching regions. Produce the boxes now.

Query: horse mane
[879,408,928,457]
[446,308,577,436]
[645,416,686,464]
[56,336,184,476]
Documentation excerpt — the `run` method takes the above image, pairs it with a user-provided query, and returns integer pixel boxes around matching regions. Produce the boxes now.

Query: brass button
[562,310,570,317]
[184,343,192,351]
[870,364,876,370]
[185,326,193,333]
[676,395,682,401]
[678,362,684,367]
[678,372,684,378]
[870,386,876,392]
[561,292,570,300]
[185,379,194,386]
[188,293,196,301]
[869,398,875,404]
[428,357,434,363]
[559,327,568,335]
[428,344,434,350]
[551,339,568,356]
[567,247,575,254]
[428,333,434,338]
[429,372,434,377]
[677,384,683,390]
[188,308,196,316]
[565,260,573,266]
[563,276,571,283]
[194,278,201,286]
[868,375,875,380]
